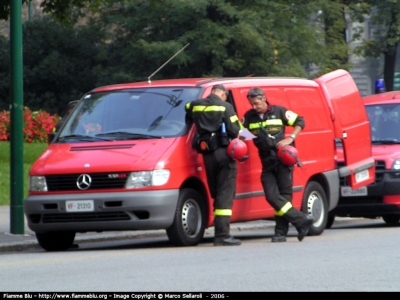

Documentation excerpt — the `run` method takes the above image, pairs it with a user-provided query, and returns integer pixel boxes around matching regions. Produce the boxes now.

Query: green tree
[0,0,108,22]
[349,0,400,91]
[0,0,164,23]
[92,0,332,82]
[0,16,107,114]
[0,35,10,109]
[0,0,361,114]
[312,0,352,76]
[23,16,107,114]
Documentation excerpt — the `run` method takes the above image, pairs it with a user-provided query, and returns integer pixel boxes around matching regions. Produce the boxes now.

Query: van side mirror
[47,132,55,144]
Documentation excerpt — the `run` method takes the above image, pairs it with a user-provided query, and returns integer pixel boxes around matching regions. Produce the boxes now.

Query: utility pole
[10,0,24,234]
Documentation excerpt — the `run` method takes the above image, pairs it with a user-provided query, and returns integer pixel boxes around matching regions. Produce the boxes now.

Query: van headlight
[29,176,48,192]
[125,170,170,188]
[390,159,400,179]
[392,159,400,170]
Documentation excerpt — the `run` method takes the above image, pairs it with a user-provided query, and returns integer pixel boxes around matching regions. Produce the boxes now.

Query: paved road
[1,218,396,292]
[0,205,383,252]
[0,205,273,252]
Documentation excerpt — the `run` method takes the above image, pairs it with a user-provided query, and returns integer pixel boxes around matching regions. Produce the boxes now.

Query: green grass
[0,142,48,206]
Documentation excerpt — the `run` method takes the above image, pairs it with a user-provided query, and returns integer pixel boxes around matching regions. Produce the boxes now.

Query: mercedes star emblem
[77,174,92,190]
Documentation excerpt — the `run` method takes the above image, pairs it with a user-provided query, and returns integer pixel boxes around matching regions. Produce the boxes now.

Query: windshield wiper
[96,131,163,139]
[57,134,111,142]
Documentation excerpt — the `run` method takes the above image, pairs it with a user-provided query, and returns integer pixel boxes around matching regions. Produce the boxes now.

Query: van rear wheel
[167,188,206,246]
[382,214,400,225]
[301,181,328,236]
[326,214,335,229]
[36,231,76,251]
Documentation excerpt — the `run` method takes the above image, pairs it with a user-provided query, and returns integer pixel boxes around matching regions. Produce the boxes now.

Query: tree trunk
[384,46,397,92]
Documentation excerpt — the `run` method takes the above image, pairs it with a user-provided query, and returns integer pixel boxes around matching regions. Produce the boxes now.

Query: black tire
[326,214,335,229]
[382,214,400,225]
[166,188,206,246]
[301,181,328,236]
[36,231,76,252]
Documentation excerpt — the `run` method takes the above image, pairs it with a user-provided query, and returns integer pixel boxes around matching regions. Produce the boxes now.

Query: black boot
[213,236,241,246]
[296,215,314,242]
[271,233,286,243]
[213,216,241,246]
[272,215,288,242]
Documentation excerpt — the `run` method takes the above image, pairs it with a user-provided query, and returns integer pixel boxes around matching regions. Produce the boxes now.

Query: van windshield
[57,87,202,142]
[366,103,400,143]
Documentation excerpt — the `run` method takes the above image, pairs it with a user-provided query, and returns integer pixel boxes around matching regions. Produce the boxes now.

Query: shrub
[0,110,10,141]
[0,107,60,143]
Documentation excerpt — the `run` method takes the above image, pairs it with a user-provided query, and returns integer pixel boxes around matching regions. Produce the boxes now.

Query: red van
[24,69,375,251]
[331,91,400,226]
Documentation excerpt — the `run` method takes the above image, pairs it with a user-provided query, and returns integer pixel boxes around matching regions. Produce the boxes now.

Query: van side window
[226,90,240,116]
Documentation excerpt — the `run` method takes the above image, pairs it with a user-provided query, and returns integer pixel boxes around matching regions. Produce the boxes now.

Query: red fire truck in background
[330,91,400,227]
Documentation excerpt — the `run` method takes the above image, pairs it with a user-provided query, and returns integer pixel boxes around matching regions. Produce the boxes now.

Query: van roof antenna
[148,43,190,84]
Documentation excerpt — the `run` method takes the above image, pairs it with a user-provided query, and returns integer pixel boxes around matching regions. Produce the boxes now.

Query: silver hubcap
[306,191,324,227]
[181,199,201,237]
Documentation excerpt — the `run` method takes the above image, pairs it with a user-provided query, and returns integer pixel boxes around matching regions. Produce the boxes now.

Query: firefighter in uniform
[185,84,243,246]
[242,87,314,242]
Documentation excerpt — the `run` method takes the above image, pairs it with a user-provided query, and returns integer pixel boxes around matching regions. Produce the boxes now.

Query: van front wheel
[382,214,400,225]
[36,231,76,251]
[167,188,206,246]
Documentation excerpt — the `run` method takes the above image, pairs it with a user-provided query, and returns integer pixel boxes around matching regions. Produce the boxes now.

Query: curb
[0,221,272,253]
[0,217,381,253]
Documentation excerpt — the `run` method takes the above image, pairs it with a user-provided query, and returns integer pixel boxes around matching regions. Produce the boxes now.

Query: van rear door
[315,69,375,189]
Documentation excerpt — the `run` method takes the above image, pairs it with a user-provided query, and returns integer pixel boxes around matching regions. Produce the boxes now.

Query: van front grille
[46,173,128,191]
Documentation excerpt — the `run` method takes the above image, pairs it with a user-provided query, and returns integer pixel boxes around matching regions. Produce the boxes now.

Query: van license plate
[341,186,367,197]
[355,169,369,183]
[66,200,94,212]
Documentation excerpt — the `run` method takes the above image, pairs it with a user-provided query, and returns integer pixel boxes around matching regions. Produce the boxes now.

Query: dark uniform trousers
[203,147,237,238]
[261,160,305,235]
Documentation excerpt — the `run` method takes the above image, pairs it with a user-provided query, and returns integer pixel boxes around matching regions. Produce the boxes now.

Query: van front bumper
[24,190,179,233]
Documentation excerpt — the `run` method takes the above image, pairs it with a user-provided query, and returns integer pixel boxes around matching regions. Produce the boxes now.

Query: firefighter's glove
[237,155,249,162]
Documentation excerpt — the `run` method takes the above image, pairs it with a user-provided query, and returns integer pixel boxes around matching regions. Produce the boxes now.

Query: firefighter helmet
[277,145,302,167]
[227,138,248,160]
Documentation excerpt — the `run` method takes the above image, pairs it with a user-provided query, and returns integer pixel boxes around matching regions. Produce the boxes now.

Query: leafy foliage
[0,0,166,23]
[2,16,107,114]
[348,0,400,91]
[93,0,330,81]
[0,0,360,115]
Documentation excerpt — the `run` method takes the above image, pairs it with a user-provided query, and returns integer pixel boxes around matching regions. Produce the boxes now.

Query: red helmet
[227,138,248,160]
[277,145,302,167]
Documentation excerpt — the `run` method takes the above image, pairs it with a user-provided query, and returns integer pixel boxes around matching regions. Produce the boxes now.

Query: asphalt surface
[0,205,377,253]
[0,205,275,253]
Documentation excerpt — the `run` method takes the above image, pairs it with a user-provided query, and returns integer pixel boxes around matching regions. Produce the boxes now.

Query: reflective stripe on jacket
[243,105,304,158]
[185,94,242,139]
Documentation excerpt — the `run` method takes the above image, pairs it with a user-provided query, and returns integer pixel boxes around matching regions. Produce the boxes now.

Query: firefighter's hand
[276,137,292,148]
[237,155,249,162]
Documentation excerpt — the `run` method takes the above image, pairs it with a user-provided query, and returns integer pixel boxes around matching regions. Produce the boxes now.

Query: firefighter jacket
[185,94,242,147]
[243,104,305,161]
